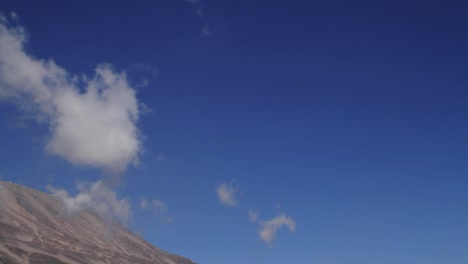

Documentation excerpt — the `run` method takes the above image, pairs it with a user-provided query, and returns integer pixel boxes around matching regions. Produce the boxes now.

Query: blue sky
[0,0,467,263]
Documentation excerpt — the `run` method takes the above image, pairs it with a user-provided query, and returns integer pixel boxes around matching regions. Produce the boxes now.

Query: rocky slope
[0,181,195,264]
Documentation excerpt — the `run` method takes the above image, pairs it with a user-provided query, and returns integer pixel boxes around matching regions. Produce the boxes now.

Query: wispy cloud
[216,181,238,207]
[258,213,296,245]
[47,181,132,225]
[248,209,296,245]
[140,197,148,210]
[141,197,172,223]
[0,14,143,174]
[155,152,167,163]
[201,24,212,37]
[152,199,172,222]
[183,0,212,36]
[248,209,259,222]
[184,0,203,16]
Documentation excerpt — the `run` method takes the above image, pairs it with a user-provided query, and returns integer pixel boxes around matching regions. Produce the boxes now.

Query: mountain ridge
[0,181,195,264]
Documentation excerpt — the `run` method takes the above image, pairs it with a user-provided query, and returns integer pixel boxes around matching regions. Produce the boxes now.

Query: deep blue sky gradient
[1,1,467,263]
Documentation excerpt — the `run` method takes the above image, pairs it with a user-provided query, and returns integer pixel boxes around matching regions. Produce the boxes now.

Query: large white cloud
[47,181,132,225]
[0,15,141,173]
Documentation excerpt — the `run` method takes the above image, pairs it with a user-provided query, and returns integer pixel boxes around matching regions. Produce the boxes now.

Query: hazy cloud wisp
[216,182,238,207]
[141,197,172,223]
[140,198,148,210]
[184,0,203,16]
[258,213,296,245]
[247,208,296,245]
[183,0,212,36]
[248,209,259,222]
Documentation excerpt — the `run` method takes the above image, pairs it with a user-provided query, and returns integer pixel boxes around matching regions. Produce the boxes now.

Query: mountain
[0,181,195,264]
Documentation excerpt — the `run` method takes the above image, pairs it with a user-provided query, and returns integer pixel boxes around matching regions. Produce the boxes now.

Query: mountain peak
[0,181,195,264]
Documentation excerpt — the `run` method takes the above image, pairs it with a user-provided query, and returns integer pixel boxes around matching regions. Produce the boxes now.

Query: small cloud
[248,209,259,222]
[47,181,132,225]
[140,198,148,210]
[139,102,152,115]
[201,24,212,36]
[152,199,165,208]
[258,213,296,245]
[153,199,173,223]
[141,197,172,223]
[126,63,158,90]
[216,181,238,207]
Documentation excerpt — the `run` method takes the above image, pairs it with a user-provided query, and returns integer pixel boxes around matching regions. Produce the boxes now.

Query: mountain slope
[0,181,195,264]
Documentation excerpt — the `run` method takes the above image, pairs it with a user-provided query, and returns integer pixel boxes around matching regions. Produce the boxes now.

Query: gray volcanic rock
[0,181,195,264]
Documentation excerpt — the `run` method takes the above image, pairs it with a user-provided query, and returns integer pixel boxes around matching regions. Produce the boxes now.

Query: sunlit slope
[0,181,195,264]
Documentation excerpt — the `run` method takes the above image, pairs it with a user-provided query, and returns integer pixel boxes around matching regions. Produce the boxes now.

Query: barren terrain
[0,181,195,264]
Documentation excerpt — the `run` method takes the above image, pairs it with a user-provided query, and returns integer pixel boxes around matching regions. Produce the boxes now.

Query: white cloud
[47,181,132,225]
[258,213,296,245]
[0,15,142,174]
[248,209,259,222]
[216,182,238,207]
